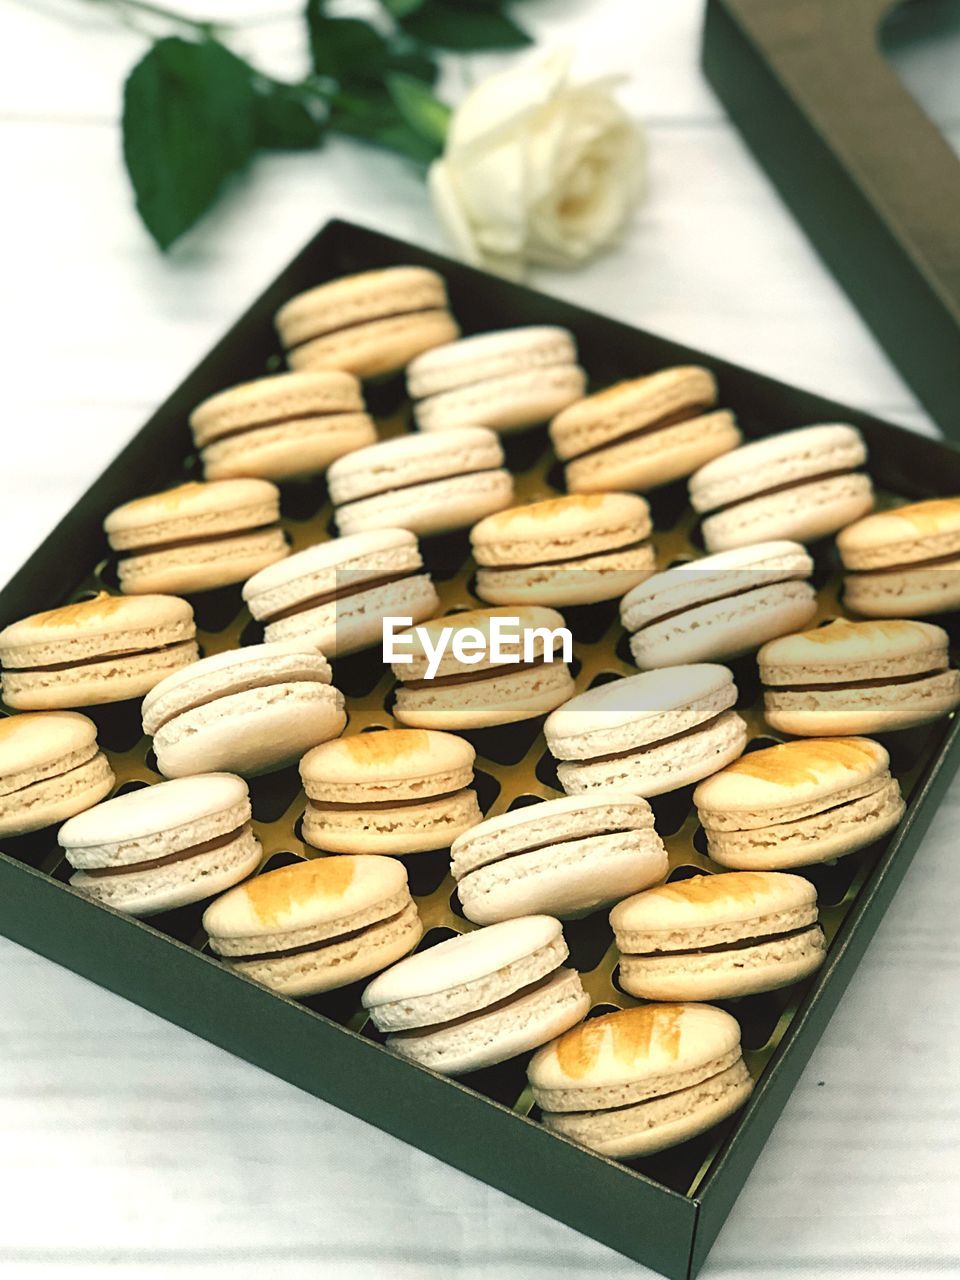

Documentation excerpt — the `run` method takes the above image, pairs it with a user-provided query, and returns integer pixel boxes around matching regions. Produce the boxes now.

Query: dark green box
[2,221,959,1279]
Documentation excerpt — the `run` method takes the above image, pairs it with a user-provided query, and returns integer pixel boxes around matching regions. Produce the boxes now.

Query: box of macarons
[3,220,960,1279]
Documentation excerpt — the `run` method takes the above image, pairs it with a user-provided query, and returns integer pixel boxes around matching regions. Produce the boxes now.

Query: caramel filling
[120,522,282,558]
[3,639,195,675]
[628,923,818,958]
[706,468,863,517]
[565,403,714,463]
[768,667,947,693]
[486,538,652,573]
[388,970,559,1038]
[262,569,417,624]
[223,904,408,964]
[80,824,250,878]
[307,789,465,813]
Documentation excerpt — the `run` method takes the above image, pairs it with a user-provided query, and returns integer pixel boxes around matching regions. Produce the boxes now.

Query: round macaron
[758,617,960,736]
[550,366,742,493]
[688,424,874,552]
[242,529,439,657]
[620,541,817,670]
[0,712,115,838]
[837,496,960,617]
[470,492,656,607]
[300,728,481,855]
[189,371,376,482]
[611,871,826,1001]
[202,855,422,996]
[362,915,589,1075]
[141,641,345,779]
[450,793,668,924]
[694,736,905,869]
[544,665,748,797]
[275,266,459,379]
[391,606,576,730]
[60,773,261,916]
[0,592,198,710]
[407,326,586,435]
[327,428,514,537]
[527,1003,753,1158]
[104,479,288,595]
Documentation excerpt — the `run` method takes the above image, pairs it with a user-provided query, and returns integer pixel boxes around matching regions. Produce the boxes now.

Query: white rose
[428,48,645,280]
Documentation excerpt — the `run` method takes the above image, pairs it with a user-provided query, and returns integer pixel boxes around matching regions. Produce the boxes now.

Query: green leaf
[305,4,437,84]
[328,90,439,165]
[122,37,258,249]
[379,0,425,16]
[253,83,325,150]
[401,1,531,49]
[386,73,450,148]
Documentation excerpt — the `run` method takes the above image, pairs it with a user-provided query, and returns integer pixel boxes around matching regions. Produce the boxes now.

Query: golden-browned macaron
[0,712,115,837]
[275,266,459,380]
[550,366,741,493]
[758,617,960,735]
[694,737,904,869]
[838,497,960,617]
[190,371,376,482]
[104,479,288,595]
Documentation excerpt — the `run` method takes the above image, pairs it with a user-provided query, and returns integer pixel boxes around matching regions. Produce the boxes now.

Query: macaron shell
[289,310,460,380]
[335,470,515,538]
[385,967,589,1076]
[610,869,818,934]
[117,527,288,595]
[302,727,475,791]
[394,661,575,730]
[763,668,960,736]
[844,564,960,618]
[302,788,481,856]
[263,574,439,657]
[0,709,100,779]
[2,642,200,710]
[836,496,960,568]
[201,413,377,483]
[476,547,656,608]
[276,268,451,346]
[191,371,364,446]
[0,751,115,838]
[700,473,875,552]
[564,410,741,494]
[414,365,586,434]
[408,327,578,399]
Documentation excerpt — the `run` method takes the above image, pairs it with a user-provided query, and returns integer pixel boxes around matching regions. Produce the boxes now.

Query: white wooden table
[3,2,959,1277]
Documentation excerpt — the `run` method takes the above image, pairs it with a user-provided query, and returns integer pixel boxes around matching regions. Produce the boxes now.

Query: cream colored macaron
[694,736,905,869]
[276,266,459,379]
[527,1003,754,1158]
[621,540,817,669]
[0,712,114,837]
[550,366,741,493]
[391,606,576,730]
[142,641,345,778]
[190,371,376,482]
[203,855,422,996]
[450,793,667,924]
[408,326,585,434]
[104,479,288,595]
[471,492,656,607]
[611,871,826,1000]
[327,428,514,537]
[544,664,747,797]
[362,915,589,1075]
[300,728,481,855]
[60,773,261,916]
[689,424,875,552]
[242,529,439,657]
[759,617,960,735]
[838,496,960,617]
[0,592,198,710]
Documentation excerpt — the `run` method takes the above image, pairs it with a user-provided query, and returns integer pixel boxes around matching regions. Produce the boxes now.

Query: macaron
[391,606,576,730]
[544,665,747,797]
[550,366,741,493]
[202,855,422,996]
[527,1003,753,1158]
[0,712,114,837]
[242,529,439,657]
[470,493,656,607]
[694,736,905,869]
[0,592,198,710]
[362,915,589,1075]
[758,617,960,735]
[837,497,960,617]
[327,428,514,537]
[620,541,817,670]
[275,266,459,379]
[689,424,875,552]
[189,371,376,482]
[611,871,826,1001]
[104,479,288,595]
[142,641,346,778]
[60,773,261,916]
[407,326,586,434]
[450,793,668,924]
[300,728,481,855]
